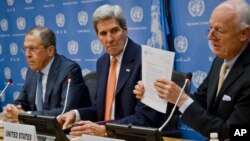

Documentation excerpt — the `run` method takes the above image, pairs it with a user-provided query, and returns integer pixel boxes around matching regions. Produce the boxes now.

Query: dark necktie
[36,72,43,112]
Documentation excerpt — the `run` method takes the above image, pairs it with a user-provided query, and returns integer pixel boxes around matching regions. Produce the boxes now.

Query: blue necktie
[36,72,43,112]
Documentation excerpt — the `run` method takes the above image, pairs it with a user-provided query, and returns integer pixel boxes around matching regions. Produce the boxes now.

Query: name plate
[4,122,38,141]
[71,134,125,141]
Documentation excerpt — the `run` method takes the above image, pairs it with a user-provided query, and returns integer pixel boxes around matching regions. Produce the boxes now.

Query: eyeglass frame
[22,45,51,53]
[206,27,226,40]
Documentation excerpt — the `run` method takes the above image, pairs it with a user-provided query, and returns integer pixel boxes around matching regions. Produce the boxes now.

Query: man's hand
[57,110,76,129]
[70,121,106,137]
[3,104,24,122]
[133,81,145,99]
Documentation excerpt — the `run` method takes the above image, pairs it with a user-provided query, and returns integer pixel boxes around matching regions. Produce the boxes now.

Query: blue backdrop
[1,0,250,140]
[0,0,168,107]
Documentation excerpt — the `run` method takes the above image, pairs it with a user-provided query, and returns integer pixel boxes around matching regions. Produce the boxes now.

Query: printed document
[141,45,175,113]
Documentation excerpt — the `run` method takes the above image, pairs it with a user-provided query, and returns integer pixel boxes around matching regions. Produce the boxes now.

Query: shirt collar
[38,57,55,76]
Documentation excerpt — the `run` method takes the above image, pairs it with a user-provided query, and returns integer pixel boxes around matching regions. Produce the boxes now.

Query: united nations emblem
[192,70,207,88]
[78,11,88,26]
[130,6,143,23]
[56,13,65,27]
[16,17,26,30]
[35,15,45,26]
[21,67,27,80]
[0,44,2,55]
[10,42,18,56]
[4,67,11,80]
[13,91,20,100]
[82,68,91,77]
[188,0,205,17]
[91,39,103,55]
[1,92,5,102]
[7,0,14,6]
[68,40,78,55]
[25,0,32,4]
[174,36,188,53]
[0,19,8,31]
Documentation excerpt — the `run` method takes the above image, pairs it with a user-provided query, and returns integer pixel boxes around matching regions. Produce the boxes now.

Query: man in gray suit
[3,26,91,121]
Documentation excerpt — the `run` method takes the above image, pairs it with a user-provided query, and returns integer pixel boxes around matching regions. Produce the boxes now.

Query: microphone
[0,79,13,97]
[59,75,72,117]
[158,72,192,132]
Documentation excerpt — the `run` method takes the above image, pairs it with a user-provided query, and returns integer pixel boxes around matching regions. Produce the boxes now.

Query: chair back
[83,72,97,104]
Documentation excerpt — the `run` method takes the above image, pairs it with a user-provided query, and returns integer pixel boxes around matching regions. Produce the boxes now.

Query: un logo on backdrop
[174,36,188,53]
[4,67,11,80]
[25,0,32,4]
[68,40,78,55]
[91,39,103,55]
[188,0,205,17]
[16,17,26,30]
[1,91,5,102]
[0,44,2,55]
[7,0,14,6]
[35,15,45,26]
[78,11,88,26]
[21,67,28,80]
[10,43,18,56]
[192,70,207,88]
[1,19,8,31]
[130,6,143,23]
[13,91,20,101]
[56,13,65,27]
[82,68,91,77]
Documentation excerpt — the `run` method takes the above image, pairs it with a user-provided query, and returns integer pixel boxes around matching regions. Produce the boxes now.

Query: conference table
[0,113,192,141]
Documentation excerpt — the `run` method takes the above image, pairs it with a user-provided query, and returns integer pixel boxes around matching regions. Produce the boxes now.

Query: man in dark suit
[134,0,250,140]
[3,26,91,121]
[58,4,168,137]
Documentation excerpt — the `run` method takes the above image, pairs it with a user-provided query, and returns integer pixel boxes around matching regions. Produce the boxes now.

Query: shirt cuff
[179,97,194,113]
[74,109,81,122]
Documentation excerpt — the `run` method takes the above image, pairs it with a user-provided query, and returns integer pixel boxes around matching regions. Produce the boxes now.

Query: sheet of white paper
[141,45,175,113]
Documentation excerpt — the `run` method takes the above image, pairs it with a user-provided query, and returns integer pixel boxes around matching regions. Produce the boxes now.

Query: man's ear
[240,26,250,41]
[47,45,56,57]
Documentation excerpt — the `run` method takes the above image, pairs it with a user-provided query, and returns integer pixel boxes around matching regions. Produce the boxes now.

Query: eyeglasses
[206,27,225,40]
[22,46,45,53]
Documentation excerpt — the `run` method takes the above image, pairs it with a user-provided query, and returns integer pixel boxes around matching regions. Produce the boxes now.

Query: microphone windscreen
[185,72,192,81]
[8,79,13,84]
[67,74,72,80]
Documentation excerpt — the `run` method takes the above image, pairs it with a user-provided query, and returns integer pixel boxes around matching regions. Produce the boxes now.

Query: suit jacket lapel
[116,39,135,94]
[44,54,60,105]
[98,54,110,117]
[215,45,250,105]
[207,74,220,111]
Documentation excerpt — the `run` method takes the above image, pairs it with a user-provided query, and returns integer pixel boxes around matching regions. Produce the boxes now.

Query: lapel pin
[126,69,130,72]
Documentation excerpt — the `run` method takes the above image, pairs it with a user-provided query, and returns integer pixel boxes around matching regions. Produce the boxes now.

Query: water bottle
[209,132,219,141]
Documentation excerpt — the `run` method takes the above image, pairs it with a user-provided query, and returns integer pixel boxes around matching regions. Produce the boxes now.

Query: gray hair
[26,26,56,48]
[219,0,250,29]
[92,4,126,33]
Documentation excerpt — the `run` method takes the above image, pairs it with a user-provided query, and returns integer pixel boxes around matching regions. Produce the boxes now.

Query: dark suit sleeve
[112,101,169,129]
[181,57,250,140]
[36,62,91,116]
[15,69,36,110]
[16,55,91,116]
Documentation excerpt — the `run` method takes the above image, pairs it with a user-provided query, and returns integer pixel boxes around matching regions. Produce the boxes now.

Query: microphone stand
[158,79,189,132]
